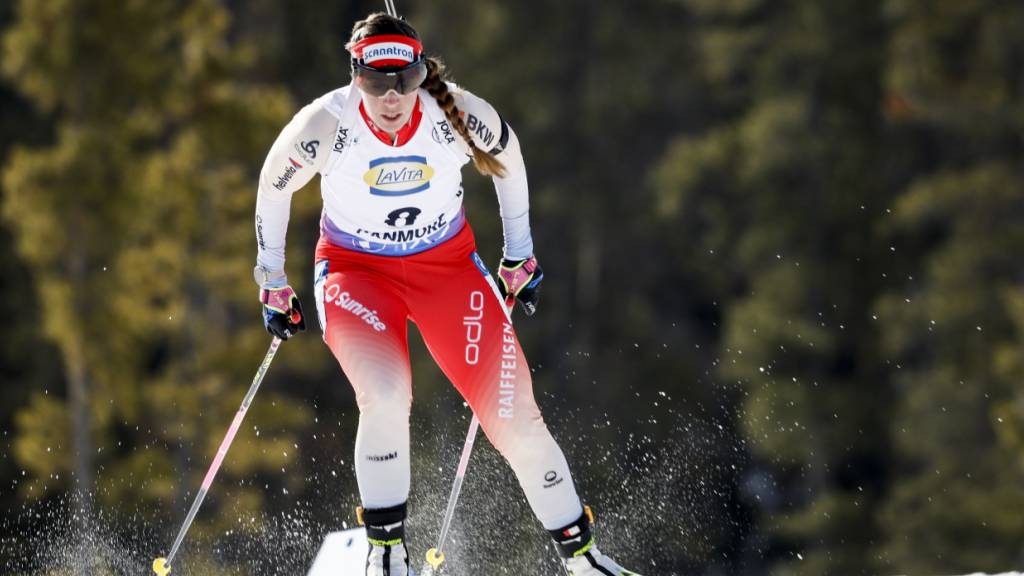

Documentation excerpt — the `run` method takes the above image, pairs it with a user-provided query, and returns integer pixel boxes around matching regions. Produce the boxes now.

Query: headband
[350,34,423,68]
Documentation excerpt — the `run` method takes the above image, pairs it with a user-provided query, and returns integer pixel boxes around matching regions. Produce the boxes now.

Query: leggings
[313,222,582,530]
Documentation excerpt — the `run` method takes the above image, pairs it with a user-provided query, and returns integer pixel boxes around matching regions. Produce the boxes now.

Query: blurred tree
[655,0,893,573]
[1,0,321,567]
[875,0,1024,571]
[0,21,63,571]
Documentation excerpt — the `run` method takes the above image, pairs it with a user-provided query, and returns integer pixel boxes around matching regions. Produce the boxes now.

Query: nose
[382,89,401,106]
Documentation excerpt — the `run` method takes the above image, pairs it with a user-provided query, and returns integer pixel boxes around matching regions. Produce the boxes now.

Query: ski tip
[152,557,171,576]
[425,547,445,569]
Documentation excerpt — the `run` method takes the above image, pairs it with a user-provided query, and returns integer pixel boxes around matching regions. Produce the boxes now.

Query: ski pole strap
[548,506,595,559]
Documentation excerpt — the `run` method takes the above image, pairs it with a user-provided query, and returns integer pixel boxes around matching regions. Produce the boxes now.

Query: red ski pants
[313,223,581,529]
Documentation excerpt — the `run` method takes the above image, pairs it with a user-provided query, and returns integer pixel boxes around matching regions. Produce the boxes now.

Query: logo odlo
[464,291,485,365]
[363,156,434,196]
[432,120,455,145]
[334,127,349,153]
[295,139,319,163]
[272,159,302,191]
[543,470,564,489]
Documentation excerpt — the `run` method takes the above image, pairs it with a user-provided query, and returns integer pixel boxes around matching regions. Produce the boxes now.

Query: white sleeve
[255,99,339,285]
[455,89,534,260]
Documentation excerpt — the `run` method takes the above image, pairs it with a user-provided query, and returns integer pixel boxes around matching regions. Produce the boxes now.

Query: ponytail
[420,57,507,178]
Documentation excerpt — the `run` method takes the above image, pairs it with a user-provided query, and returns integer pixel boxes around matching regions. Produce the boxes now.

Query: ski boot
[550,506,642,576]
[358,503,412,576]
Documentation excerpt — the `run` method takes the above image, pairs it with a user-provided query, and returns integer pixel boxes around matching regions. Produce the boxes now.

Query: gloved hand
[497,256,543,316]
[260,286,306,340]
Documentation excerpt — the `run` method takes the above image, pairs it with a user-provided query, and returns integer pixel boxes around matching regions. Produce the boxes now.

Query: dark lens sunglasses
[352,57,428,97]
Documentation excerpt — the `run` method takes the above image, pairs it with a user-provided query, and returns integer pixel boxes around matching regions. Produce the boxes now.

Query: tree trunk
[68,235,94,574]
[68,359,93,528]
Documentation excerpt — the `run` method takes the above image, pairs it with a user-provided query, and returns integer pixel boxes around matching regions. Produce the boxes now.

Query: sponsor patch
[466,114,495,148]
[543,470,565,489]
[362,42,416,66]
[294,140,319,164]
[334,127,349,153]
[365,451,399,462]
[273,162,299,190]
[432,120,456,145]
[464,291,485,365]
[363,155,434,196]
[498,322,516,419]
[323,285,387,332]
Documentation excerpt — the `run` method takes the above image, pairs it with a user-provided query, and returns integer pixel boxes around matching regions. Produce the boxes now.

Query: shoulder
[288,90,343,137]
[269,89,345,171]
[450,86,510,154]
[317,84,358,121]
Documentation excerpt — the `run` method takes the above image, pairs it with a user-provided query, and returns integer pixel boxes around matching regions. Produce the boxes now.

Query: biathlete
[252,12,641,576]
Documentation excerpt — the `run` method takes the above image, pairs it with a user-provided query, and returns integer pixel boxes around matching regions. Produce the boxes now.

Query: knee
[483,410,551,464]
[354,378,412,418]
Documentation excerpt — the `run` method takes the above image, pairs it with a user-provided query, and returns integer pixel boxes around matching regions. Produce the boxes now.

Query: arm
[455,90,543,315]
[454,89,533,260]
[254,99,338,287]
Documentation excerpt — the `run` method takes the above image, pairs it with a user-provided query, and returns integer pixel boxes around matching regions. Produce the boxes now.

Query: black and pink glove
[497,256,543,316]
[260,286,306,340]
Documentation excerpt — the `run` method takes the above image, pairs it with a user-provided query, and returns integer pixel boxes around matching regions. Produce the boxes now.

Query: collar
[359,97,423,147]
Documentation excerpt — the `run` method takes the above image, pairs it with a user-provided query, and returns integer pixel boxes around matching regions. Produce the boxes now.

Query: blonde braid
[421,57,507,178]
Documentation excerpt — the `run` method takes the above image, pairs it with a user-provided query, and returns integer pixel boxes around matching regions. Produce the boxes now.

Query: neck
[359,98,424,147]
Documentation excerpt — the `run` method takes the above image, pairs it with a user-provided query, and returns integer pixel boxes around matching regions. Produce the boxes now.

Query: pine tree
[654,0,892,572]
[2,0,317,567]
[874,0,1024,571]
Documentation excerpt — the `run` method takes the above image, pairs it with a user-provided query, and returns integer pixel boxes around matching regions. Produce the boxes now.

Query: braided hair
[347,13,507,177]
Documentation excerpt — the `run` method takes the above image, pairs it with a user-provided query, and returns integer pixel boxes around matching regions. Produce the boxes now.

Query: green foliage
[655,0,1024,569]
[870,0,1024,569]
[1,0,315,551]
[654,0,897,574]
[876,162,1024,571]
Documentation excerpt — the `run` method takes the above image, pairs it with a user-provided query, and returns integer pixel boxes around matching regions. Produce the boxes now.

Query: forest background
[0,0,1022,574]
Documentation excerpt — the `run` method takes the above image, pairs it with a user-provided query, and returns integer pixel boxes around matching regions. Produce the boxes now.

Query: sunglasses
[352,57,428,97]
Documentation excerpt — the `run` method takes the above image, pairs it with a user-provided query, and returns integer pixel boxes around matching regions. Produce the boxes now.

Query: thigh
[315,259,412,409]
[407,252,541,444]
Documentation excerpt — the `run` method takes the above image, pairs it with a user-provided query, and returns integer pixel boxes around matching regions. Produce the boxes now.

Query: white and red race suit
[254,84,583,530]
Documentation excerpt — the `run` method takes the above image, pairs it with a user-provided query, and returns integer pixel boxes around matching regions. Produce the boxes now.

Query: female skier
[252,12,640,576]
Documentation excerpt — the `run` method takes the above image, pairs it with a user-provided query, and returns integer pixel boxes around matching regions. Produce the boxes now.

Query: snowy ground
[2,396,711,575]
[306,527,1024,576]
[3,396,1021,575]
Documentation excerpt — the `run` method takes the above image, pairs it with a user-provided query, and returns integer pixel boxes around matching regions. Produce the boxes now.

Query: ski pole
[422,297,515,575]
[153,336,283,576]
[422,414,480,575]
